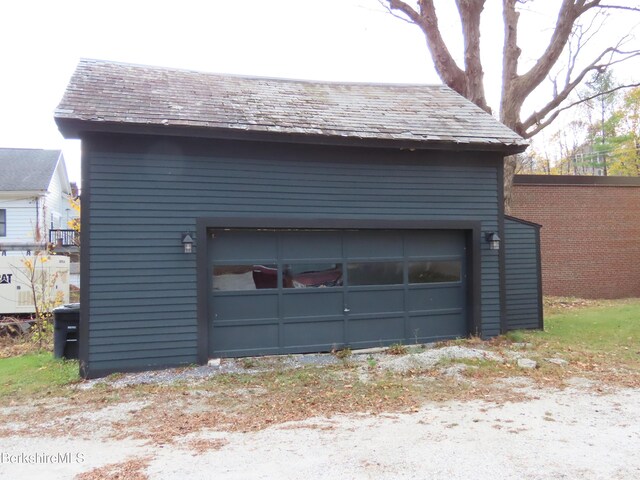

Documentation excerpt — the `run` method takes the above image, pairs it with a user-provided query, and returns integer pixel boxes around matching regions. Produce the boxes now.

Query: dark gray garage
[54,59,536,378]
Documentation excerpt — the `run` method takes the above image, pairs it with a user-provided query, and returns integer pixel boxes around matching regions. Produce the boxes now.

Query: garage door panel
[407,287,464,312]
[344,231,403,259]
[211,324,279,356]
[282,291,343,318]
[213,295,278,321]
[214,318,280,327]
[347,289,404,314]
[282,321,344,349]
[408,313,466,341]
[404,230,465,256]
[348,316,405,345]
[280,231,342,260]
[281,314,344,324]
[210,231,278,262]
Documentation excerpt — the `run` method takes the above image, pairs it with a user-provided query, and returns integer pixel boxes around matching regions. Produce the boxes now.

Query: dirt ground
[1,378,639,480]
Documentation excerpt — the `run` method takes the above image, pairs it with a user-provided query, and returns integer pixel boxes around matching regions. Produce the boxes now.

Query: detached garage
[55,59,533,378]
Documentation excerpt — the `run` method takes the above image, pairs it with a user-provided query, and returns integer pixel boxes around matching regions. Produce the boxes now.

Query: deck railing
[49,229,77,247]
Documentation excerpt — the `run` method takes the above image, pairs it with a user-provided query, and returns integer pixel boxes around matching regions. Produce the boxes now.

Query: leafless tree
[381,0,640,208]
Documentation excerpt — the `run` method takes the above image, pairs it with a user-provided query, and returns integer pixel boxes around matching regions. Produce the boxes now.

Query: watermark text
[1,452,85,464]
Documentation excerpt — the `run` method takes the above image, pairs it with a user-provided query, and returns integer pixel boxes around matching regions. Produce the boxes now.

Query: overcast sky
[1,0,638,186]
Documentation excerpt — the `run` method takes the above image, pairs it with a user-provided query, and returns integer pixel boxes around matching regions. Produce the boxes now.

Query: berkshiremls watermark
[1,451,85,464]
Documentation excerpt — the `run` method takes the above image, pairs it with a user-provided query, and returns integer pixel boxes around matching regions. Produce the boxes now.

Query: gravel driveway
[1,381,639,480]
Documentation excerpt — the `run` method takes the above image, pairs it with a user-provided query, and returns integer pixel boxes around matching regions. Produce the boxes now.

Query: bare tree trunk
[503,155,518,214]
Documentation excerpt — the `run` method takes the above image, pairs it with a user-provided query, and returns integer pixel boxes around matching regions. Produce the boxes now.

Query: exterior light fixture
[181,233,194,254]
[485,232,500,251]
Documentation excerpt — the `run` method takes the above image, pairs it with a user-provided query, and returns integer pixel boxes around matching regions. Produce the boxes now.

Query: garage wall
[504,216,542,330]
[81,134,503,377]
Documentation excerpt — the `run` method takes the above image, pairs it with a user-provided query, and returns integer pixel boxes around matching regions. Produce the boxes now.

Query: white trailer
[0,255,70,315]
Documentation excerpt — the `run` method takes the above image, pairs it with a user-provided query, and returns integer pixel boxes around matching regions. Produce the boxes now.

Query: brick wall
[511,175,640,299]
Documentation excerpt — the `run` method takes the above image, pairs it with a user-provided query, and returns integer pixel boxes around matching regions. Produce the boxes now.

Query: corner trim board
[498,164,507,335]
[78,139,91,378]
[536,224,544,330]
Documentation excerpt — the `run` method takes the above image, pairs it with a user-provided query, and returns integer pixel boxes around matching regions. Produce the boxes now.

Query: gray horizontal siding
[84,135,502,373]
[504,218,542,331]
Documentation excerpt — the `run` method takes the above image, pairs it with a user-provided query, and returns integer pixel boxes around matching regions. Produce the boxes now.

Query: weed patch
[386,343,408,355]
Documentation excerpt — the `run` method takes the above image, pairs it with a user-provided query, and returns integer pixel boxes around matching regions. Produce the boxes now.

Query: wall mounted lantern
[181,233,194,254]
[485,232,500,251]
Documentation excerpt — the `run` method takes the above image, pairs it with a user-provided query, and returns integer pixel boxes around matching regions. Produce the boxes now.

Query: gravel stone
[546,358,569,366]
[517,358,538,369]
[77,354,343,389]
[512,342,533,349]
[440,364,468,380]
[377,346,503,373]
[76,346,504,389]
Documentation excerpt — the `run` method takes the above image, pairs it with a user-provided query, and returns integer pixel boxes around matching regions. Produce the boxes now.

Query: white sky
[1,0,638,187]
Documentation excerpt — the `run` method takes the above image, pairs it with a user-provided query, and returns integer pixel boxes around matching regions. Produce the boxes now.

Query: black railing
[49,229,77,247]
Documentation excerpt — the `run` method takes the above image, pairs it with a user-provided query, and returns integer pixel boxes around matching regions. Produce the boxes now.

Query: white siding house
[0,148,77,256]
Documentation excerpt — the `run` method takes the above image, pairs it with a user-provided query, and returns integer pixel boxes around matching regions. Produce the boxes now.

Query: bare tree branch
[500,0,521,126]
[455,0,490,112]
[513,0,586,102]
[522,47,640,133]
[525,81,640,138]
[596,4,640,12]
[565,9,607,85]
[387,0,466,96]
[377,0,416,25]
[382,0,422,23]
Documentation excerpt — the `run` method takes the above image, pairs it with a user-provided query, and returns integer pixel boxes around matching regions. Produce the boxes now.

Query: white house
[0,148,77,256]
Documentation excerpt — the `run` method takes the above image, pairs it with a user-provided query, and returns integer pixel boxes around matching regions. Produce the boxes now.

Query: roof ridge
[77,58,451,89]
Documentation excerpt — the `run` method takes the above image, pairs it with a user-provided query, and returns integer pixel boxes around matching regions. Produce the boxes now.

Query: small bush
[240,358,257,369]
[386,343,408,355]
[334,348,352,359]
[366,355,377,369]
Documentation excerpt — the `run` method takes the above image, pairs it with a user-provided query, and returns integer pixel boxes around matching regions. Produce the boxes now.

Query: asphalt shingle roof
[55,59,527,152]
[0,148,60,191]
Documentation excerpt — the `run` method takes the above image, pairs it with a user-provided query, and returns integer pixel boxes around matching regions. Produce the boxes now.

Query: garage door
[208,229,467,357]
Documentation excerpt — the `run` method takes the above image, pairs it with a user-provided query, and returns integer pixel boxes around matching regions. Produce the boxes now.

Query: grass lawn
[0,353,79,399]
[512,298,640,363]
[545,301,638,354]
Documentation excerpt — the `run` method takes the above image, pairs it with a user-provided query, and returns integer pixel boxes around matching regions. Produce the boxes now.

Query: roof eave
[55,118,529,156]
[0,190,47,198]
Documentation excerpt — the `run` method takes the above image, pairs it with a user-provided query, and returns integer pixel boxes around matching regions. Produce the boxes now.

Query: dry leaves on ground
[75,456,152,480]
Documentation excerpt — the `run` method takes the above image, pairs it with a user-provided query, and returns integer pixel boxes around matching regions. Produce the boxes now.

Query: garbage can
[53,303,80,359]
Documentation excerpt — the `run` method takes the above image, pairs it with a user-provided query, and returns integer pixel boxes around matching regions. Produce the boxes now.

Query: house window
[0,209,5,236]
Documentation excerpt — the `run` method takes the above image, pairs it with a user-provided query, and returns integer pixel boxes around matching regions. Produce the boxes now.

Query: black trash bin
[53,303,80,359]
